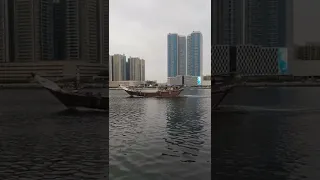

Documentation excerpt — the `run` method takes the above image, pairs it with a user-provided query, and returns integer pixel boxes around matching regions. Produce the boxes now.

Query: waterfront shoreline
[239,82,320,87]
[2,82,320,89]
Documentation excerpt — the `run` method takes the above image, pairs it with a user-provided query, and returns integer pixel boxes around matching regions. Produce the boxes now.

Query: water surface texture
[109,89,211,180]
[214,87,320,180]
[0,89,108,179]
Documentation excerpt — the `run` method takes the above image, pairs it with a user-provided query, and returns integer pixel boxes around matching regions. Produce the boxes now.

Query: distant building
[167,33,178,78]
[187,31,203,77]
[109,55,145,82]
[109,55,112,81]
[127,57,145,81]
[141,59,145,81]
[167,33,187,77]
[126,61,130,80]
[295,43,320,60]
[112,54,126,81]
[178,35,186,76]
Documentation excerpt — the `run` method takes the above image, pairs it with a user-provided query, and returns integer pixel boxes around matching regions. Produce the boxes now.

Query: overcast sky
[110,0,211,82]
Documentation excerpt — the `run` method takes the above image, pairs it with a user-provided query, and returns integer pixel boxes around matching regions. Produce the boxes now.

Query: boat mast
[76,67,80,89]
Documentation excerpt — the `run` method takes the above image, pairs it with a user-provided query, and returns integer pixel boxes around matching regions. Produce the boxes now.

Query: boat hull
[212,88,232,109]
[123,89,183,98]
[48,88,108,110]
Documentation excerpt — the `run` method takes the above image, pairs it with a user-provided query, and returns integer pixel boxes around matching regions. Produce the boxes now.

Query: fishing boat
[31,73,107,110]
[120,85,184,98]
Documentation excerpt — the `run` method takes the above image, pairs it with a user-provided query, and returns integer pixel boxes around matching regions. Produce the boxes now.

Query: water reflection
[0,89,108,179]
[109,89,211,179]
[212,87,320,180]
[164,96,207,162]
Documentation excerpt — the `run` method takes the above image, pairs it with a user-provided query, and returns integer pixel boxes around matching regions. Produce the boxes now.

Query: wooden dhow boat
[31,73,107,110]
[120,85,184,98]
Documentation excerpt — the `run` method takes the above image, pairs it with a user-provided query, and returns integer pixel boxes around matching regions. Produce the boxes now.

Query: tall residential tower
[0,0,108,62]
[167,33,186,78]
[212,0,291,47]
[187,31,203,77]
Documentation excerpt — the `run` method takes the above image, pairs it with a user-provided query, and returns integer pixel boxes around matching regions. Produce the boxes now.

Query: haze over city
[109,0,211,82]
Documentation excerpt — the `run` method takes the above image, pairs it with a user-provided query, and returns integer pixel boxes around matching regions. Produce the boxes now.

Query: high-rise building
[167,33,186,78]
[167,33,178,78]
[109,55,113,81]
[125,61,130,80]
[0,0,55,62]
[212,0,290,47]
[128,57,141,81]
[187,31,203,77]
[98,0,108,65]
[0,0,108,63]
[53,0,66,60]
[178,36,186,76]
[127,57,145,81]
[112,54,126,81]
[65,0,96,62]
[141,59,145,81]
[0,0,11,62]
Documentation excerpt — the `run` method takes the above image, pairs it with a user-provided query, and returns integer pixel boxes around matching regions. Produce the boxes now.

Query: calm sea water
[109,89,211,180]
[2,87,320,180]
[0,89,108,179]
[214,87,320,180]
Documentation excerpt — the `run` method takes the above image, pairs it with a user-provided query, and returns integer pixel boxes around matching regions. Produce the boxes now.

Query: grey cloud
[110,0,211,82]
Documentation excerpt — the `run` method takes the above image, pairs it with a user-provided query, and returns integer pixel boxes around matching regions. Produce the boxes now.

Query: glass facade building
[167,33,178,77]
[187,31,203,77]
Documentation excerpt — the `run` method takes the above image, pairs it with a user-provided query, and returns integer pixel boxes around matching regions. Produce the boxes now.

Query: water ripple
[0,89,108,179]
[109,89,211,180]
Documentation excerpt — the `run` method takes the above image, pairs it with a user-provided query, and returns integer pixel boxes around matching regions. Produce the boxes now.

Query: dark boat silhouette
[211,84,235,109]
[32,73,107,110]
[211,72,240,108]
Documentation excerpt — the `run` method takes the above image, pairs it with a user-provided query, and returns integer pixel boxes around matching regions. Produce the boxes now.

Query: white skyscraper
[112,54,126,81]
[128,57,145,81]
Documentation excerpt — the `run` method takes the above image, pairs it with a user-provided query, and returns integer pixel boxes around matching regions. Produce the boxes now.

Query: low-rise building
[109,81,144,88]
[0,61,107,83]
[167,75,200,86]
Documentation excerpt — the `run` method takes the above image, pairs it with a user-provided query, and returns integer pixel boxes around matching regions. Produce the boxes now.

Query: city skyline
[109,0,210,82]
[109,54,145,82]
